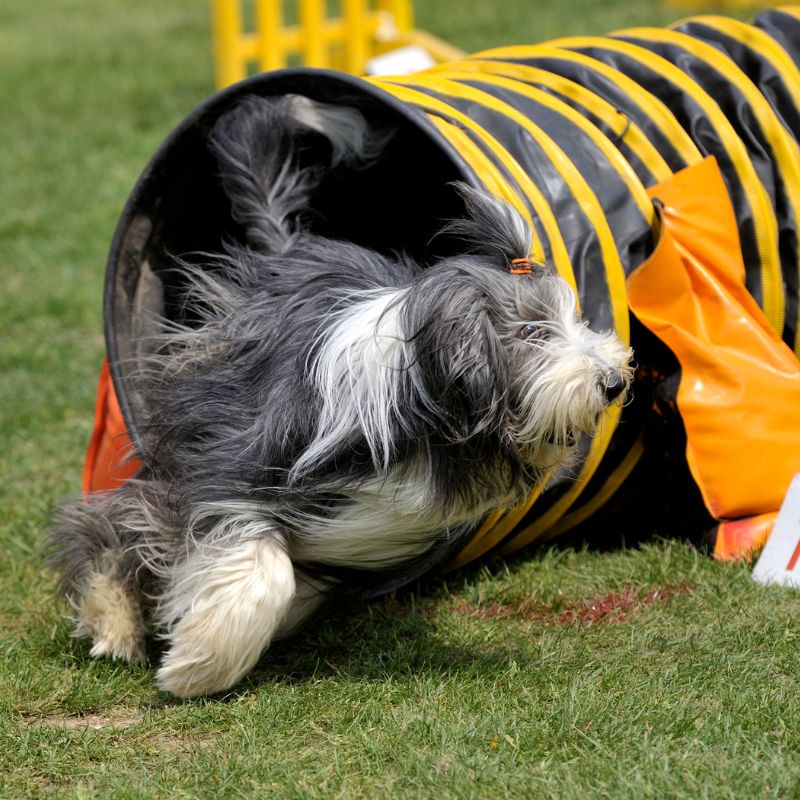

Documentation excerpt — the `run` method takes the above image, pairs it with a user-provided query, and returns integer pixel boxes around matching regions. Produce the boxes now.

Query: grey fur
[50,94,632,695]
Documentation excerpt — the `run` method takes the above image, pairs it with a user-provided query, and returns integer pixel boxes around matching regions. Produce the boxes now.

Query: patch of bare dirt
[23,712,142,731]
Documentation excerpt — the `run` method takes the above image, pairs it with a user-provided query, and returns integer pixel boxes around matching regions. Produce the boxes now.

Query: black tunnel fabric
[609,28,800,352]
[467,47,702,175]
[536,37,781,336]
[756,8,800,71]
[104,9,800,576]
[678,16,800,142]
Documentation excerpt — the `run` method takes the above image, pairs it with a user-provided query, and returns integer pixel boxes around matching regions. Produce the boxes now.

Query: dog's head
[405,264,631,471]
[399,185,633,482]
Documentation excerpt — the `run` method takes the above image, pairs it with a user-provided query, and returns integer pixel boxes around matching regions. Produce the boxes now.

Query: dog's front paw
[75,572,146,665]
[155,630,235,698]
[155,536,297,697]
[154,603,266,698]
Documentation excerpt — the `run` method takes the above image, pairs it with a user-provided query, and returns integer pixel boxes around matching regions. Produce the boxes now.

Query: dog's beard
[507,274,633,471]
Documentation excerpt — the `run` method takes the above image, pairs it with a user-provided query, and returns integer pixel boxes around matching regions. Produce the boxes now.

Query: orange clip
[509,257,533,274]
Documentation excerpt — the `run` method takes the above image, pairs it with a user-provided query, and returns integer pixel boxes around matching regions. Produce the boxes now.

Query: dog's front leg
[155,517,296,698]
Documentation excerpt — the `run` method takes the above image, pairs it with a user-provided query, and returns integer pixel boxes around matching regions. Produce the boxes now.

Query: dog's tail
[209,94,386,254]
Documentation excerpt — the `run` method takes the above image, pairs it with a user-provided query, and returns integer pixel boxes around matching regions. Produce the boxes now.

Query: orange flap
[712,512,776,561]
[628,156,800,520]
[82,359,140,494]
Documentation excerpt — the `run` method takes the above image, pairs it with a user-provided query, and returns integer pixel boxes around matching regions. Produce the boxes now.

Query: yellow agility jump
[210,0,464,87]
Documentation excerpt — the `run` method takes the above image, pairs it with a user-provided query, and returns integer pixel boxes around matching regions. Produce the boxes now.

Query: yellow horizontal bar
[388,29,466,63]
[239,16,384,59]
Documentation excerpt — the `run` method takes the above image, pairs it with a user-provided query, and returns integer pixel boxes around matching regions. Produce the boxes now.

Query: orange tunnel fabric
[629,157,800,524]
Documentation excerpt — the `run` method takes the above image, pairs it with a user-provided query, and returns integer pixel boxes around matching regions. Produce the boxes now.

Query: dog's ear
[439,183,533,266]
[402,269,509,443]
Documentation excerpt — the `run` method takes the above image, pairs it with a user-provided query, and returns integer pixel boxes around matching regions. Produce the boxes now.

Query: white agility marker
[752,473,800,588]
[366,46,436,76]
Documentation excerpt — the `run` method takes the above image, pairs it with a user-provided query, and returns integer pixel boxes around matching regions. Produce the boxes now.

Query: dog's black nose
[602,374,627,403]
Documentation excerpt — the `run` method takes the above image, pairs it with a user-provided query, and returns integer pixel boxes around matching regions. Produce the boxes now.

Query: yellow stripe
[669,15,800,352]
[428,117,531,222]
[676,15,800,114]
[375,79,576,295]
[450,508,506,569]
[549,34,785,337]
[435,69,655,222]
[776,7,800,22]
[466,44,703,166]
[395,74,630,343]
[445,486,544,571]
[446,481,544,569]
[499,403,623,553]
[543,434,645,540]
[434,58,673,183]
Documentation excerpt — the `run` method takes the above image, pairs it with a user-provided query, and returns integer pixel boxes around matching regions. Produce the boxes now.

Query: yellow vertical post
[211,0,460,89]
[343,0,369,74]
[210,0,247,88]
[300,0,328,67]
[255,0,285,72]
[382,0,413,32]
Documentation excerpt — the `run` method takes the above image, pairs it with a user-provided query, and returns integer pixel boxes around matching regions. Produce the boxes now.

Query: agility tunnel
[87,7,800,577]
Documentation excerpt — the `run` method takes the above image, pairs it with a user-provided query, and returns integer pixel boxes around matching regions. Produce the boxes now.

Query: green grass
[3,0,799,797]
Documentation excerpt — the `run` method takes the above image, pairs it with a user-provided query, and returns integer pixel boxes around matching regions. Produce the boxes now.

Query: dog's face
[501,270,632,469]
[403,259,632,480]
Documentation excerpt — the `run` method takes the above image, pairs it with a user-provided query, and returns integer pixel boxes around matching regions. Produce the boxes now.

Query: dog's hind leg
[76,564,146,664]
[49,489,153,665]
[154,507,297,697]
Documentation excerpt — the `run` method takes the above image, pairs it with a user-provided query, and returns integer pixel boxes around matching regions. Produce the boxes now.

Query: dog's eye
[518,323,542,340]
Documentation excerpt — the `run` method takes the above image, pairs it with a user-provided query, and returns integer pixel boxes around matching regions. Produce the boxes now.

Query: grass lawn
[2,0,799,797]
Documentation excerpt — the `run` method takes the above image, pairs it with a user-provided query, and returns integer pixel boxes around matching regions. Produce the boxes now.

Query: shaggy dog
[50,94,632,697]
